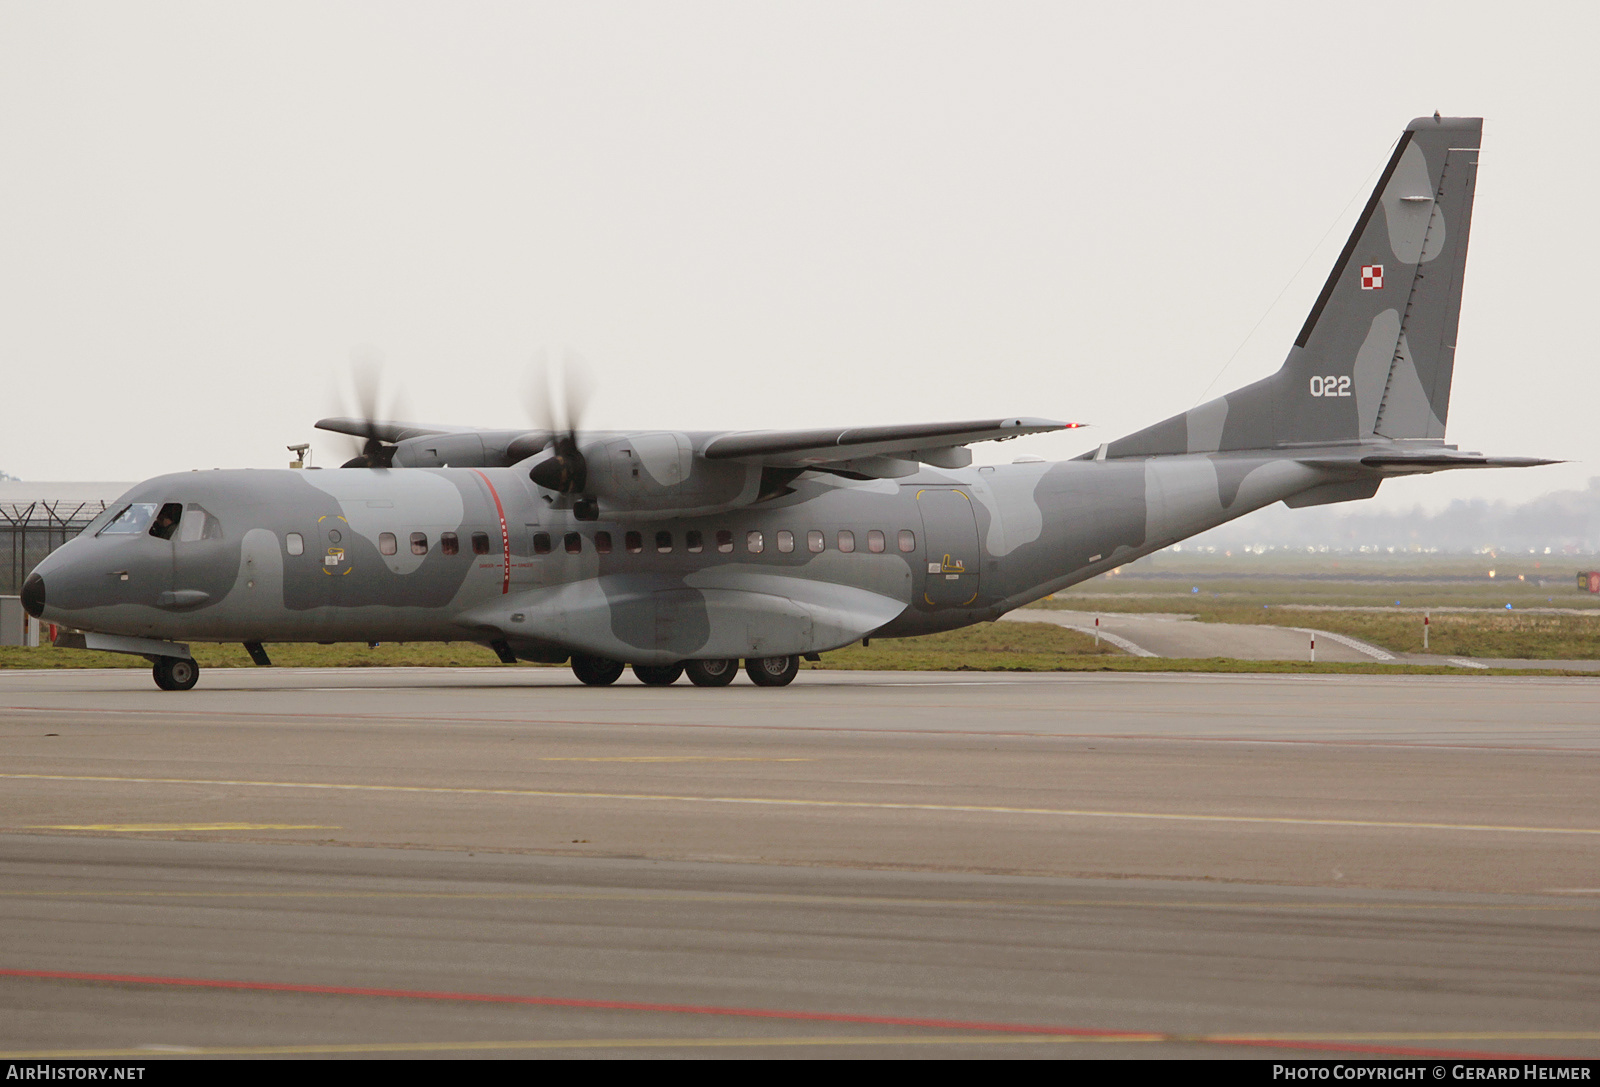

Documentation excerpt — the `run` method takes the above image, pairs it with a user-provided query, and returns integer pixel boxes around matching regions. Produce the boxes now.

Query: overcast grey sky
[2,1,1593,512]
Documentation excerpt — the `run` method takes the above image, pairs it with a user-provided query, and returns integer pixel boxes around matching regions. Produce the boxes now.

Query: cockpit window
[177,504,221,542]
[98,503,159,536]
[148,503,184,540]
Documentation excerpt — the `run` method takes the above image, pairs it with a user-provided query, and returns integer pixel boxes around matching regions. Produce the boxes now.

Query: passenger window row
[286,530,484,557]
[287,527,918,558]
[531,527,916,556]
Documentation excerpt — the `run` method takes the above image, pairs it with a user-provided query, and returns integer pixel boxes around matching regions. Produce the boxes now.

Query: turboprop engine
[518,431,765,521]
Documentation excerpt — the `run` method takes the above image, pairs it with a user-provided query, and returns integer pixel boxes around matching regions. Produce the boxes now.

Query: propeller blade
[524,348,592,493]
[331,349,408,468]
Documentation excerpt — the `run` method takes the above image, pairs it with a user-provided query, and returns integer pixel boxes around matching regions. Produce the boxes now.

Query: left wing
[700,417,1077,472]
[308,414,1081,517]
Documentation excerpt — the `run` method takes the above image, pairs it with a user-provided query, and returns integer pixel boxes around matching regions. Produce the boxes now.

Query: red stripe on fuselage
[470,469,511,595]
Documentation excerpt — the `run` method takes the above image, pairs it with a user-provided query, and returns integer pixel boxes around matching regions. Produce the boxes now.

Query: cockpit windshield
[98,503,159,535]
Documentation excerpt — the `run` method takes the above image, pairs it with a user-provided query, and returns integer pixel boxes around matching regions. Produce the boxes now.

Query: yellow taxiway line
[4,772,1598,836]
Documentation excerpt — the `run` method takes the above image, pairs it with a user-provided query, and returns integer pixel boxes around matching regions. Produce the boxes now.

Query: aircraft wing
[700,418,1077,467]
[314,417,476,444]
[306,414,1079,482]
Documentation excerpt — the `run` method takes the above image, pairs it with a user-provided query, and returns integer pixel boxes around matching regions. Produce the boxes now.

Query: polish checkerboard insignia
[1360,264,1384,290]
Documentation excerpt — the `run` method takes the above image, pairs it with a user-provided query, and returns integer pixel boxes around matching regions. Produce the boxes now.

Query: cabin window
[686,529,703,553]
[379,532,398,556]
[776,530,794,553]
[716,529,734,553]
[565,532,582,554]
[807,530,825,553]
[472,532,491,555]
[440,532,459,556]
[286,532,304,556]
[410,532,428,555]
[746,530,764,554]
[867,529,886,553]
[656,530,673,554]
[625,531,644,554]
[595,531,613,554]
[898,529,916,552]
[533,532,552,555]
[148,503,184,541]
[837,530,855,553]
[99,503,158,536]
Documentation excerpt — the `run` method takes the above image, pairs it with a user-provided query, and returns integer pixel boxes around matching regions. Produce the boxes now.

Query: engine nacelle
[390,429,541,469]
[522,432,763,520]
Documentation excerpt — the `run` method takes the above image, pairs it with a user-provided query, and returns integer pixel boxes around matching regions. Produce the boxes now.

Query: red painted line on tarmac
[0,968,1147,1037]
[0,968,1572,1059]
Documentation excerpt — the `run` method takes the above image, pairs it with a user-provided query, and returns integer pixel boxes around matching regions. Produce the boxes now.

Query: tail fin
[1106,115,1482,457]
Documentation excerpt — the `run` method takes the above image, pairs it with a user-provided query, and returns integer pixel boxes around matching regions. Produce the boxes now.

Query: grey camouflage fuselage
[22,116,1552,670]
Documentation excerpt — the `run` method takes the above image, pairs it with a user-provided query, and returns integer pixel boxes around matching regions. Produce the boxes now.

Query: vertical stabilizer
[1106,116,1481,457]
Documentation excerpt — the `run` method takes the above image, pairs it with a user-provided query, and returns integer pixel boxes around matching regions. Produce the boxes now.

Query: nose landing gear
[152,656,200,691]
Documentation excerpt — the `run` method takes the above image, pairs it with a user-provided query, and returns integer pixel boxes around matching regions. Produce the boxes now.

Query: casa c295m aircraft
[22,115,1551,690]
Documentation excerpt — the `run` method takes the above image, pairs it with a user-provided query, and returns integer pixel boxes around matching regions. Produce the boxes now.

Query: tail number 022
[1309,375,1351,397]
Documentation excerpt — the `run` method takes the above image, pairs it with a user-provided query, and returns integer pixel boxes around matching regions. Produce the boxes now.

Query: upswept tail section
[1105,116,1482,457]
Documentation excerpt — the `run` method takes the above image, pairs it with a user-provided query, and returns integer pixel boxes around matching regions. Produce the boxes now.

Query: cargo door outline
[914,487,980,608]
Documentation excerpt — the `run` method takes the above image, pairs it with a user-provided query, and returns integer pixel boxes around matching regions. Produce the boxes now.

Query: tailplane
[1106,115,1482,457]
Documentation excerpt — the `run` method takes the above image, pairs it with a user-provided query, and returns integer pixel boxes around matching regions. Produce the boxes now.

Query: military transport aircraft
[22,115,1551,690]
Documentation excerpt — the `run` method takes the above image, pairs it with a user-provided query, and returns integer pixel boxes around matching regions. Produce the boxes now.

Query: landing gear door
[914,487,980,609]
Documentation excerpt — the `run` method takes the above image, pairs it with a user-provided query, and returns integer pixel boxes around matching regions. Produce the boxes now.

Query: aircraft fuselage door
[914,487,980,609]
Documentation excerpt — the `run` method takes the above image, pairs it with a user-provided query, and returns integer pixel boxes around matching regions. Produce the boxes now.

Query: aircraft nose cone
[20,572,45,618]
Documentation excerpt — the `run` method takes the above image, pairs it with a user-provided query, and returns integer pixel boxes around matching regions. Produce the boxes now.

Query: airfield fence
[0,501,108,595]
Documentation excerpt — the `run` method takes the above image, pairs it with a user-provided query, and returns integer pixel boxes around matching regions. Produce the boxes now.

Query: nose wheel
[152,656,200,691]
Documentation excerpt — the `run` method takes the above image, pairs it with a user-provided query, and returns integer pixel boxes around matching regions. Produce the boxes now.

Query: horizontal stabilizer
[1297,450,1561,475]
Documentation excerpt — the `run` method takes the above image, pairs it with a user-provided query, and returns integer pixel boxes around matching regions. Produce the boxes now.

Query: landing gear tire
[152,656,199,692]
[685,658,739,687]
[632,662,684,686]
[745,655,799,688]
[571,654,625,686]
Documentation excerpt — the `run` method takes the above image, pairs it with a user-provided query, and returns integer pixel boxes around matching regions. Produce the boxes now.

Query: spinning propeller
[524,351,593,495]
[331,352,409,469]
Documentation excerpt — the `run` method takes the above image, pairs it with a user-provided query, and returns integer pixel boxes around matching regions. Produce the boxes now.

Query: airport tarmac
[1,667,1597,1059]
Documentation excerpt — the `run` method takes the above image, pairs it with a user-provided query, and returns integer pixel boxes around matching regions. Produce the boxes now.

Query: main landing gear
[151,656,200,691]
[684,658,738,687]
[745,655,799,687]
[570,654,626,686]
[632,662,684,686]
[568,655,800,687]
